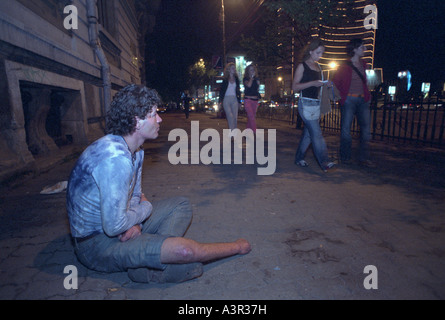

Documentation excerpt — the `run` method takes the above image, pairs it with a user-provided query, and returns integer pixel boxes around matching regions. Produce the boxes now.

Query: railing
[255,94,445,148]
[370,95,444,147]
[255,102,297,124]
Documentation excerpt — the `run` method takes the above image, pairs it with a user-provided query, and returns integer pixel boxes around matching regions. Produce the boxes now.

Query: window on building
[17,0,71,35]
[97,0,117,36]
[97,0,121,68]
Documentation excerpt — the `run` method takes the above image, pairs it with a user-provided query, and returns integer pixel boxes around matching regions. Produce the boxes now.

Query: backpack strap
[347,61,366,84]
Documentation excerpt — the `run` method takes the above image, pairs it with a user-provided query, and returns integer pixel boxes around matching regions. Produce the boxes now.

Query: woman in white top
[219,62,241,132]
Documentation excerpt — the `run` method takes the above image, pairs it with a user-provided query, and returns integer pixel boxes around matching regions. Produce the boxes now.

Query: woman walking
[243,64,261,134]
[219,62,241,135]
[292,38,335,172]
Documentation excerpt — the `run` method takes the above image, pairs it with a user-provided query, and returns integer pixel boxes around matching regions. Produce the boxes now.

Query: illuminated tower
[314,0,377,71]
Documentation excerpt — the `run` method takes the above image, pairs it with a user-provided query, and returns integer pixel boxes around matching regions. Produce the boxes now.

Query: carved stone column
[23,87,59,155]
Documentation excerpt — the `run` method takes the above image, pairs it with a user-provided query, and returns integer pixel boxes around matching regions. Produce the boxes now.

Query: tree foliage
[239,11,294,66]
[187,59,217,95]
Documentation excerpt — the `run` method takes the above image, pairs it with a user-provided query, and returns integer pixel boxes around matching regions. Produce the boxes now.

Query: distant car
[204,103,219,112]
[157,105,167,113]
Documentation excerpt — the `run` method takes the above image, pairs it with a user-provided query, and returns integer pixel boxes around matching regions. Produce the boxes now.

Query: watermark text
[63,5,78,30]
[364,5,378,30]
[363,265,378,289]
[168,121,276,175]
[63,265,78,289]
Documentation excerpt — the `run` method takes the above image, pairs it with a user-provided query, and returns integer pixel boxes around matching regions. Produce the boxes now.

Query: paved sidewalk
[0,112,444,300]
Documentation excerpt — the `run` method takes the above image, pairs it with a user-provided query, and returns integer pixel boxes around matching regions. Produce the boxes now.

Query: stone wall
[0,0,143,182]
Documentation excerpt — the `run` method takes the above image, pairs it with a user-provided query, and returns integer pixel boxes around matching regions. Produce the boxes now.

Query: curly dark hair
[106,84,161,136]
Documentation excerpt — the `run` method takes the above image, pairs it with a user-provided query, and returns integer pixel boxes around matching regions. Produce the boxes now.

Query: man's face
[137,106,162,140]
[354,44,366,57]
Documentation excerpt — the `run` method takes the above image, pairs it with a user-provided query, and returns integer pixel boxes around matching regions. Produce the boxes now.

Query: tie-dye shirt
[66,134,152,238]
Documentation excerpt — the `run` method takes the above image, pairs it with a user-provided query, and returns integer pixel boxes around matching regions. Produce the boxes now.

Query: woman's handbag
[320,83,341,115]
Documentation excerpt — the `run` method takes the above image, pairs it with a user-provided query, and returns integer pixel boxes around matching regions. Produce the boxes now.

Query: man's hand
[141,193,149,203]
[118,225,142,242]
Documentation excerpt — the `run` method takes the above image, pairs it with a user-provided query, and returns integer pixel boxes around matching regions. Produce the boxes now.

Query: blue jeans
[295,98,329,167]
[340,96,371,161]
[74,197,192,272]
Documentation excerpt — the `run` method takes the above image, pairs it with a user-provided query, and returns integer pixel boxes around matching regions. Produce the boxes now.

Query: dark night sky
[148,0,262,100]
[149,0,445,100]
[375,0,445,90]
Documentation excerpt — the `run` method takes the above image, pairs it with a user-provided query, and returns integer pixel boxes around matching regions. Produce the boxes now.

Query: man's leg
[127,196,197,283]
[128,197,251,283]
[142,196,192,237]
[356,99,371,162]
[160,237,251,264]
[127,237,250,283]
[340,97,356,161]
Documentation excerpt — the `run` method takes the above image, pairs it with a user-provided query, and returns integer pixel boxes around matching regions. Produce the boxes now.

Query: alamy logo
[168,121,276,175]
[363,265,378,289]
[63,5,78,30]
[364,5,378,30]
[63,265,78,290]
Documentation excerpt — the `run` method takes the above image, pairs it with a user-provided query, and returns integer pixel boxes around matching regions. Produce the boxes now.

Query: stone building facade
[0,0,152,182]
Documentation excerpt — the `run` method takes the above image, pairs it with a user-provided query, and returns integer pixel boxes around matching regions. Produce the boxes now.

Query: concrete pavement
[1,111,444,300]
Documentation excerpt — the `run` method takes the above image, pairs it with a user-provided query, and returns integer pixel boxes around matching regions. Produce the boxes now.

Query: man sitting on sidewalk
[66,84,251,283]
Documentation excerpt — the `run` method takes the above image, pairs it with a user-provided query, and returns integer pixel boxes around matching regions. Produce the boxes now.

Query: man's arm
[128,156,152,216]
[118,193,149,242]
[93,157,150,237]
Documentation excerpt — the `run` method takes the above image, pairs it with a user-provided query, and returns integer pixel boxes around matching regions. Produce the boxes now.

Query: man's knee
[162,237,199,263]
[175,196,192,218]
[170,196,189,207]
[171,239,199,263]
[175,244,196,261]
[167,196,192,216]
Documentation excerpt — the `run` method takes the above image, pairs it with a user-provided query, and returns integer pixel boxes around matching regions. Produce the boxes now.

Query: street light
[221,0,226,68]
[329,61,338,70]
[277,76,283,98]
